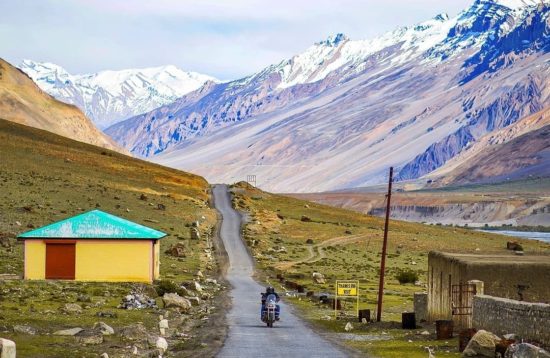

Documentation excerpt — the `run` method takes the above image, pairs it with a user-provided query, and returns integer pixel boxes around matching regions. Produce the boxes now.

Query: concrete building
[18,210,166,283]
[427,251,550,326]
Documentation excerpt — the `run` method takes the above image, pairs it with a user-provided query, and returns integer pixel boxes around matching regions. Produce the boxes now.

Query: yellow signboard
[335,280,360,319]
[337,281,358,296]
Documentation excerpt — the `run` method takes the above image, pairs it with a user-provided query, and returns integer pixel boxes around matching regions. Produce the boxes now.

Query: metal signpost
[335,280,359,319]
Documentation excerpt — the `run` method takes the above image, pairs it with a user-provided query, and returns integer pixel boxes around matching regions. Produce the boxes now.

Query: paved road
[213,185,347,358]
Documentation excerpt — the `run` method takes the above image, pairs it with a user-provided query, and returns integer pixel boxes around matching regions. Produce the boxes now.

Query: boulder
[120,323,149,341]
[100,354,109,358]
[75,329,103,345]
[505,343,550,358]
[187,296,201,306]
[190,227,200,240]
[77,294,91,303]
[301,215,312,222]
[344,322,354,332]
[156,337,168,354]
[13,324,37,335]
[165,243,187,257]
[61,303,83,314]
[463,330,500,357]
[159,319,169,329]
[0,338,16,358]
[53,327,84,336]
[312,272,326,284]
[93,321,114,335]
[162,293,192,312]
[193,281,203,292]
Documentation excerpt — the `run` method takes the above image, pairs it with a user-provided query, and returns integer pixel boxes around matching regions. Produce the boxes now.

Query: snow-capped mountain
[108,0,549,192]
[19,60,218,129]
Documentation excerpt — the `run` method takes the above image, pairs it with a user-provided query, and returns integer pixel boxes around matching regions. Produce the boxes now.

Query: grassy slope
[0,119,220,357]
[230,182,550,358]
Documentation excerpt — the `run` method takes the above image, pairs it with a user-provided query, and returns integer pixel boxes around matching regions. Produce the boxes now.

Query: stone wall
[427,252,550,324]
[472,295,550,347]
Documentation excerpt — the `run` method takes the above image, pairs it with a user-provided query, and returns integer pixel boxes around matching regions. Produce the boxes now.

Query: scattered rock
[193,281,203,292]
[420,330,430,336]
[159,319,169,329]
[503,333,520,341]
[321,315,332,320]
[505,343,550,358]
[301,215,312,222]
[165,243,187,257]
[190,227,200,240]
[187,296,201,306]
[139,194,148,201]
[75,329,103,345]
[77,294,91,302]
[53,327,83,336]
[94,321,114,335]
[345,230,352,235]
[162,293,191,312]
[61,303,83,314]
[120,323,149,341]
[463,330,500,357]
[344,322,354,332]
[119,292,157,309]
[0,339,16,358]
[13,324,37,335]
[157,203,166,211]
[312,272,326,284]
[96,311,117,318]
[306,239,314,244]
[195,270,204,278]
[100,354,109,358]
[156,337,168,353]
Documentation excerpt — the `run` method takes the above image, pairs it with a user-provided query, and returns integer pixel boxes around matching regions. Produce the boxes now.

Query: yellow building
[17,210,166,283]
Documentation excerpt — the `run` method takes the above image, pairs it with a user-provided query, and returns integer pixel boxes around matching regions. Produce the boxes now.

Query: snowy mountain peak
[19,60,218,129]
[485,0,545,10]
[317,33,349,47]
[433,13,450,21]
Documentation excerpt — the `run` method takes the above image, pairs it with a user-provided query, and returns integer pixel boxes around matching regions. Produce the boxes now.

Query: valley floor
[228,182,550,357]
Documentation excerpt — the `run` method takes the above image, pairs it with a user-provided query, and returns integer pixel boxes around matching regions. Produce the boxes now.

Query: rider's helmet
[266,286,275,294]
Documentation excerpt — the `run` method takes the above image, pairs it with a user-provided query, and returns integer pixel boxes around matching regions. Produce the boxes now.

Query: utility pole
[376,166,393,322]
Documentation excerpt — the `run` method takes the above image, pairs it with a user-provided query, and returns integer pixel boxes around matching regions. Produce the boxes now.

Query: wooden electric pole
[376,166,393,322]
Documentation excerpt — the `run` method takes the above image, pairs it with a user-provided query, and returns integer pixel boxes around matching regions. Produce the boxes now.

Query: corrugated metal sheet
[18,210,166,239]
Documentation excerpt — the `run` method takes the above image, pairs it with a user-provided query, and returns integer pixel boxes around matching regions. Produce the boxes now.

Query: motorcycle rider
[261,286,281,321]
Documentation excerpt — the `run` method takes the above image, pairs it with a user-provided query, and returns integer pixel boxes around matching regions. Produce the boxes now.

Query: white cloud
[0,0,473,79]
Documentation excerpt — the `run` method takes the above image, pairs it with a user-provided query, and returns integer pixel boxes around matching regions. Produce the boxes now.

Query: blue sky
[1,0,473,80]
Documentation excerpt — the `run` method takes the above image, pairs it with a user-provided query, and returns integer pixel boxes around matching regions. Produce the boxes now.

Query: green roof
[18,210,166,240]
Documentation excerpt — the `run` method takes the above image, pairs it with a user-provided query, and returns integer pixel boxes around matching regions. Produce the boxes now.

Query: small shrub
[395,269,419,285]
[154,280,185,296]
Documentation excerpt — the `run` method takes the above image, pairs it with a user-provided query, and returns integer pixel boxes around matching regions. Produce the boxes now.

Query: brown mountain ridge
[0,58,124,153]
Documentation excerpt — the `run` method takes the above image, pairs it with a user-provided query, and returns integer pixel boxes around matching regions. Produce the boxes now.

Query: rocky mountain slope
[109,0,548,192]
[428,107,550,185]
[0,58,123,153]
[20,60,218,129]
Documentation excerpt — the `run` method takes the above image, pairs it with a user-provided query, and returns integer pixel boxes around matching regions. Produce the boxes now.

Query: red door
[45,243,76,279]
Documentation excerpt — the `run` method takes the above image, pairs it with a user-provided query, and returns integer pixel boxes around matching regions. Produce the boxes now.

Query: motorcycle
[261,293,280,328]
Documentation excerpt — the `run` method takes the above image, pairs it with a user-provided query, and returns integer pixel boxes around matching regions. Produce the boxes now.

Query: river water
[480,230,550,243]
